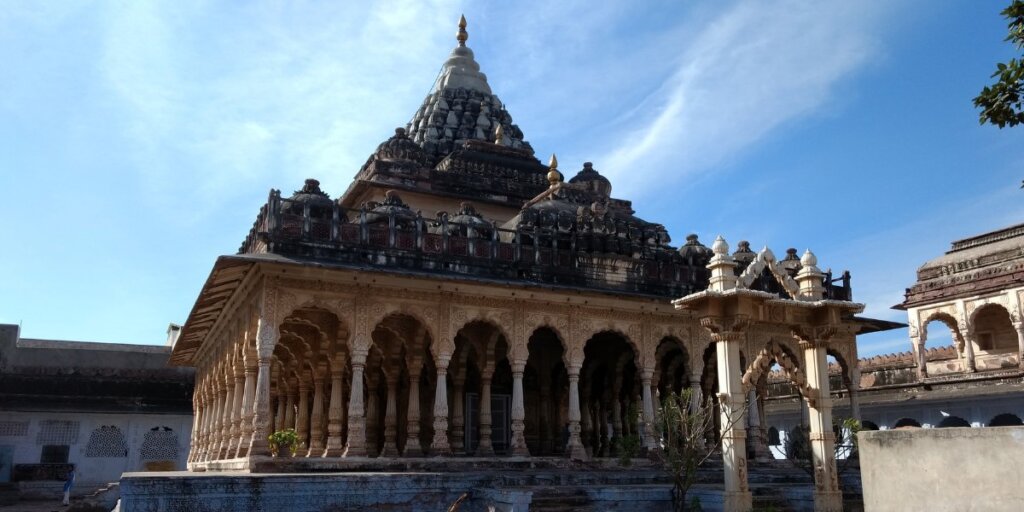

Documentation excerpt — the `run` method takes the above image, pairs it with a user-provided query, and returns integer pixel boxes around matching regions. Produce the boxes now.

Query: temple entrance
[580,331,638,458]
[524,327,567,456]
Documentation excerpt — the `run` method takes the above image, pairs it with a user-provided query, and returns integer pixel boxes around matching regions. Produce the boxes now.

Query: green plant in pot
[268,428,299,457]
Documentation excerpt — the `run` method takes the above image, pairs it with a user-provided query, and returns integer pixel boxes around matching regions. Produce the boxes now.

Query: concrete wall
[859,427,1024,512]
[0,411,192,492]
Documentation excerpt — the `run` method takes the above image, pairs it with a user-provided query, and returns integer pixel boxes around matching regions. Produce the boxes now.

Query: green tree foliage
[974,0,1024,128]
[656,390,746,512]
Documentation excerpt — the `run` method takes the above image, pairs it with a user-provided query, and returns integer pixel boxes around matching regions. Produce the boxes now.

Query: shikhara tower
[170,16,890,512]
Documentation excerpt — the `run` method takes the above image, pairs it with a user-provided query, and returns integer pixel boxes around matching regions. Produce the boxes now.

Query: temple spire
[457,15,468,47]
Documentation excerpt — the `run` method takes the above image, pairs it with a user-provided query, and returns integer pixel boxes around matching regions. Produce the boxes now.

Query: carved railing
[238,190,708,298]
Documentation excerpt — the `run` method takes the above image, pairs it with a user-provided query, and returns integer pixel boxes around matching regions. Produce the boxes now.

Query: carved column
[477,369,495,456]
[802,337,842,512]
[451,373,466,454]
[284,377,297,431]
[961,327,977,373]
[510,360,529,456]
[580,384,593,457]
[610,375,623,456]
[308,368,327,456]
[689,375,703,413]
[275,391,286,435]
[366,375,380,455]
[709,318,752,512]
[404,362,424,456]
[296,375,311,455]
[1015,322,1024,369]
[430,354,452,455]
[641,370,657,451]
[344,348,368,457]
[381,371,400,457]
[566,366,588,460]
[747,388,769,462]
[538,374,551,454]
[228,361,245,458]
[249,354,274,457]
[219,369,235,459]
[248,283,279,459]
[237,352,257,458]
[207,375,224,461]
[325,358,346,457]
[913,337,928,379]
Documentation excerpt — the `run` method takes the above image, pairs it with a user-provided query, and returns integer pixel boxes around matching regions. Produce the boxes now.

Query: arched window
[893,418,921,429]
[972,305,1016,353]
[860,420,880,431]
[85,426,128,457]
[936,416,971,428]
[988,413,1024,426]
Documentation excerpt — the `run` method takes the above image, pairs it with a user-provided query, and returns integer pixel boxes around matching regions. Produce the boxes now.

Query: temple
[167,16,897,512]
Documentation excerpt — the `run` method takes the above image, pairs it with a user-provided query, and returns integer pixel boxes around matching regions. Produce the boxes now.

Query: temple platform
[120,459,841,512]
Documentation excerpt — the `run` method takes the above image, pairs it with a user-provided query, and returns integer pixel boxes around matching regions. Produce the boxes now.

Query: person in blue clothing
[62,467,75,506]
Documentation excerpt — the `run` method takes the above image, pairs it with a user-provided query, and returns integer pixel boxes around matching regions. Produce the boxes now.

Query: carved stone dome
[282,179,333,214]
[374,128,427,165]
[363,190,417,225]
[568,162,612,197]
[678,234,713,264]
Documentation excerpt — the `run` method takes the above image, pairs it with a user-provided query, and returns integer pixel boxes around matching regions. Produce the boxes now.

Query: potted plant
[268,428,299,457]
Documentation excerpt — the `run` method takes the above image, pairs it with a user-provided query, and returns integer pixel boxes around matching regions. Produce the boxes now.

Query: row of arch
[188,301,855,464]
[915,302,1022,374]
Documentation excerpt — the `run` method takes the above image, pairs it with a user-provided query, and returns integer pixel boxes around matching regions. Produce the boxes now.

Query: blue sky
[2,1,1022,358]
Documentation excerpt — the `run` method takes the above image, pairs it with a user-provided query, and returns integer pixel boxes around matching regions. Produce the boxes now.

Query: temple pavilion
[170,16,895,512]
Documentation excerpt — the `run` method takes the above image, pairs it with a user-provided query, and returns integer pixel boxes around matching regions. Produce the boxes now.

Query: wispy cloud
[97,1,462,220]
[594,1,886,198]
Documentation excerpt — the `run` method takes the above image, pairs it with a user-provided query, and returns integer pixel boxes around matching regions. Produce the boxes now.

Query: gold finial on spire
[547,153,561,186]
[494,124,504,145]
[457,14,468,46]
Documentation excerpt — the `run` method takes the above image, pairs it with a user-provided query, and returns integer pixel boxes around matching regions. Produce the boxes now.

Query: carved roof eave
[169,257,258,367]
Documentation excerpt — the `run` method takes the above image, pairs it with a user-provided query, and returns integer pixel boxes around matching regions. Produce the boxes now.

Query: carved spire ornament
[457,14,468,46]
[547,154,561,186]
[494,123,504,145]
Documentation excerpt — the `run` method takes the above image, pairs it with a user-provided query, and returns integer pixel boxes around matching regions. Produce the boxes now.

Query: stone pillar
[689,375,703,412]
[538,376,552,454]
[248,355,274,457]
[308,370,326,456]
[404,363,424,456]
[717,334,752,511]
[803,340,842,512]
[191,387,206,463]
[224,364,243,458]
[961,329,977,373]
[219,372,235,459]
[451,374,466,454]
[641,370,657,451]
[747,388,769,462]
[344,349,368,457]
[509,360,529,456]
[381,372,400,457]
[296,378,311,454]
[580,385,593,457]
[430,355,452,455]
[274,393,286,435]
[477,370,495,456]
[610,378,623,456]
[566,366,588,460]
[1016,322,1024,370]
[913,338,928,379]
[325,361,346,457]
[207,378,223,461]
[284,381,297,431]
[237,356,257,458]
[366,377,380,455]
